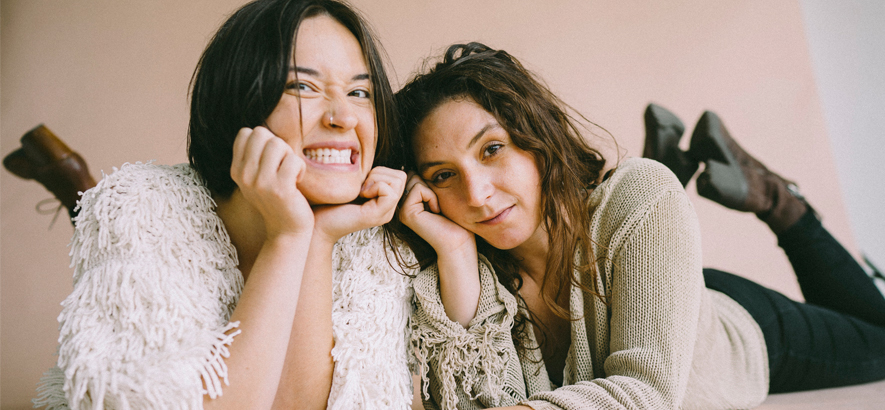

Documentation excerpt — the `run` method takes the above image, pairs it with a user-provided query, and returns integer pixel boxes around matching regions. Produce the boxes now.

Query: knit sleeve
[525,189,704,410]
[327,228,416,410]
[411,256,527,410]
[33,163,244,410]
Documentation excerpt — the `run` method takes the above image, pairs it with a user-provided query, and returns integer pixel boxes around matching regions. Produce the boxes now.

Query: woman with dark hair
[395,42,885,409]
[34,1,414,409]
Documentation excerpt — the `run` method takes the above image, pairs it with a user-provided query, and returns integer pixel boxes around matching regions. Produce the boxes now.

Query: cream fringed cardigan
[412,158,769,410]
[33,163,415,410]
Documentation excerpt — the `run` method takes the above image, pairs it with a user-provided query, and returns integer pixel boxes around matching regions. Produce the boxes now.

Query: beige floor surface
[756,379,885,410]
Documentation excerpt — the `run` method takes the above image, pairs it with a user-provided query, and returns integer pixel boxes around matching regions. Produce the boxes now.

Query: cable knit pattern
[33,162,415,410]
[411,158,768,410]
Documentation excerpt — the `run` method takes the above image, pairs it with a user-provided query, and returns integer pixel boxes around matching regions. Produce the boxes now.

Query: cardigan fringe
[35,162,416,409]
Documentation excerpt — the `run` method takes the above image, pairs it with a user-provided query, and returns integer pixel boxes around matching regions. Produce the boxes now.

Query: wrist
[433,234,477,260]
[264,229,313,249]
[312,225,347,247]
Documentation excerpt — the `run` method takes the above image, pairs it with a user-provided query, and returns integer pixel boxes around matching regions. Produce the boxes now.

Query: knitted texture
[33,162,416,409]
[328,226,416,409]
[411,256,525,410]
[411,158,768,410]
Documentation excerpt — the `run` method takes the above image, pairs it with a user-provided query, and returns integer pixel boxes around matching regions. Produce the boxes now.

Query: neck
[509,226,550,286]
[214,189,266,281]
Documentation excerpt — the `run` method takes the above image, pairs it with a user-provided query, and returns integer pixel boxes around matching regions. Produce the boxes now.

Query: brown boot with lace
[3,124,97,221]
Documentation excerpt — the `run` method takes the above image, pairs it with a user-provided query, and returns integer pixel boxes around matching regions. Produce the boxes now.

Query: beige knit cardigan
[411,158,768,410]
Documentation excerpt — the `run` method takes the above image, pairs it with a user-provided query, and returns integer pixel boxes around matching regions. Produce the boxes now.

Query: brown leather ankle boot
[688,111,808,233]
[3,125,97,219]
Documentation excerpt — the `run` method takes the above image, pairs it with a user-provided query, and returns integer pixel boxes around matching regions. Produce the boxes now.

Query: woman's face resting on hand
[189,0,399,206]
[412,97,545,251]
[266,14,376,205]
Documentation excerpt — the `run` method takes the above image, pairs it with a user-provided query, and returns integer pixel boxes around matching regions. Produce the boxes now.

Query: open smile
[304,147,357,164]
[302,141,360,168]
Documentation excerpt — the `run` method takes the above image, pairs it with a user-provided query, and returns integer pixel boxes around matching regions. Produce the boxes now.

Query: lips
[479,205,514,225]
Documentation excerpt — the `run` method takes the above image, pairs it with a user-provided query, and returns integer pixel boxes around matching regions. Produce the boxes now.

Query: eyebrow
[418,123,497,174]
[291,67,370,82]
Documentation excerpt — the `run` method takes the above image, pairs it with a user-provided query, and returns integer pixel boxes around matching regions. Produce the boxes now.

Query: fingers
[360,167,406,200]
[279,150,306,185]
[396,172,473,253]
[230,127,315,236]
[358,167,407,223]
[231,127,298,190]
[402,172,439,214]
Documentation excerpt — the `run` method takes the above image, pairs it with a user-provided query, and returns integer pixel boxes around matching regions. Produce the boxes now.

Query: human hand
[312,166,406,244]
[397,172,474,254]
[401,172,480,326]
[230,126,313,239]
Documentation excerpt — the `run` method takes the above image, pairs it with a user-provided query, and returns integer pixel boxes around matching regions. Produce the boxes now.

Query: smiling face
[414,98,545,251]
[264,14,376,205]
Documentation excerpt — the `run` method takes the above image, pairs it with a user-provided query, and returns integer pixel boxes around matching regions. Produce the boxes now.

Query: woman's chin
[478,234,525,251]
[304,187,361,206]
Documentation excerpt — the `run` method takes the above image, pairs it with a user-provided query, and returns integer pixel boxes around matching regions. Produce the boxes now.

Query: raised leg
[687,111,806,234]
[3,125,96,220]
[777,211,885,326]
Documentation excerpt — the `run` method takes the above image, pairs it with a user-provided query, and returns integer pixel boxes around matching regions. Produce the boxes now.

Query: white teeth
[304,148,352,164]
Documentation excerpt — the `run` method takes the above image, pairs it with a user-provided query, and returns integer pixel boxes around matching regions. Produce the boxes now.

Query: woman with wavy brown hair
[394,42,885,409]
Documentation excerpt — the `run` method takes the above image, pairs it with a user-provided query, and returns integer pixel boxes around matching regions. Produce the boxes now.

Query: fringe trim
[40,163,245,409]
[200,321,241,399]
[33,366,69,410]
[327,227,417,410]
[411,260,517,409]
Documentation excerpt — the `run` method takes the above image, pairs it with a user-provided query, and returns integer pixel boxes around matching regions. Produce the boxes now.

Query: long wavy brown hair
[393,42,610,352]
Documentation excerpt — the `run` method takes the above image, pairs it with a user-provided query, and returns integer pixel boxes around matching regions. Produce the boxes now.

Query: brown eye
[483,143,503,158]
[287,82,315,94]
[431,171,455,184]
[349,89,371,98]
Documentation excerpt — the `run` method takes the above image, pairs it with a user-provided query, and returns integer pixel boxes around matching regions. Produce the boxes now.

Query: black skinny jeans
[704,211,885,393]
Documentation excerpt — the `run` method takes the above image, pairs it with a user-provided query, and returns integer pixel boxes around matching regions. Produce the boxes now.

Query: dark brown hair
[188,0,400,198]
[394,42,609,351]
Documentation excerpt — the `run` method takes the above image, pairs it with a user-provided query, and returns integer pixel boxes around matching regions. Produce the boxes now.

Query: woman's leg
[644,106,885,322]
[3,124,96,220]
[681,110,885,324]
[778,211,885,326]
[644,105,885,390]
[704,268,885,393]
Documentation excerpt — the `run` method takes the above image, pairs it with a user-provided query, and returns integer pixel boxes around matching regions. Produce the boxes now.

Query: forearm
[204,233,312,410]
[271,235,336,410]
[412,259,526,409]
[436,237,481,327]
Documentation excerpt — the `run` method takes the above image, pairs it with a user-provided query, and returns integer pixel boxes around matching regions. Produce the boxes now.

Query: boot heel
[642,103,698,186]
[696,160,749,210]
[687,111,735,165]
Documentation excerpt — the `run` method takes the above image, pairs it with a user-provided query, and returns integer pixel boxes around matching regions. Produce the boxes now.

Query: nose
[464,169,494,208]
[323,93,358,131]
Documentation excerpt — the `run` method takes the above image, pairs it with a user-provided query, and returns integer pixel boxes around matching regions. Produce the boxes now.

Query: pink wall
[0,1,853,408]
